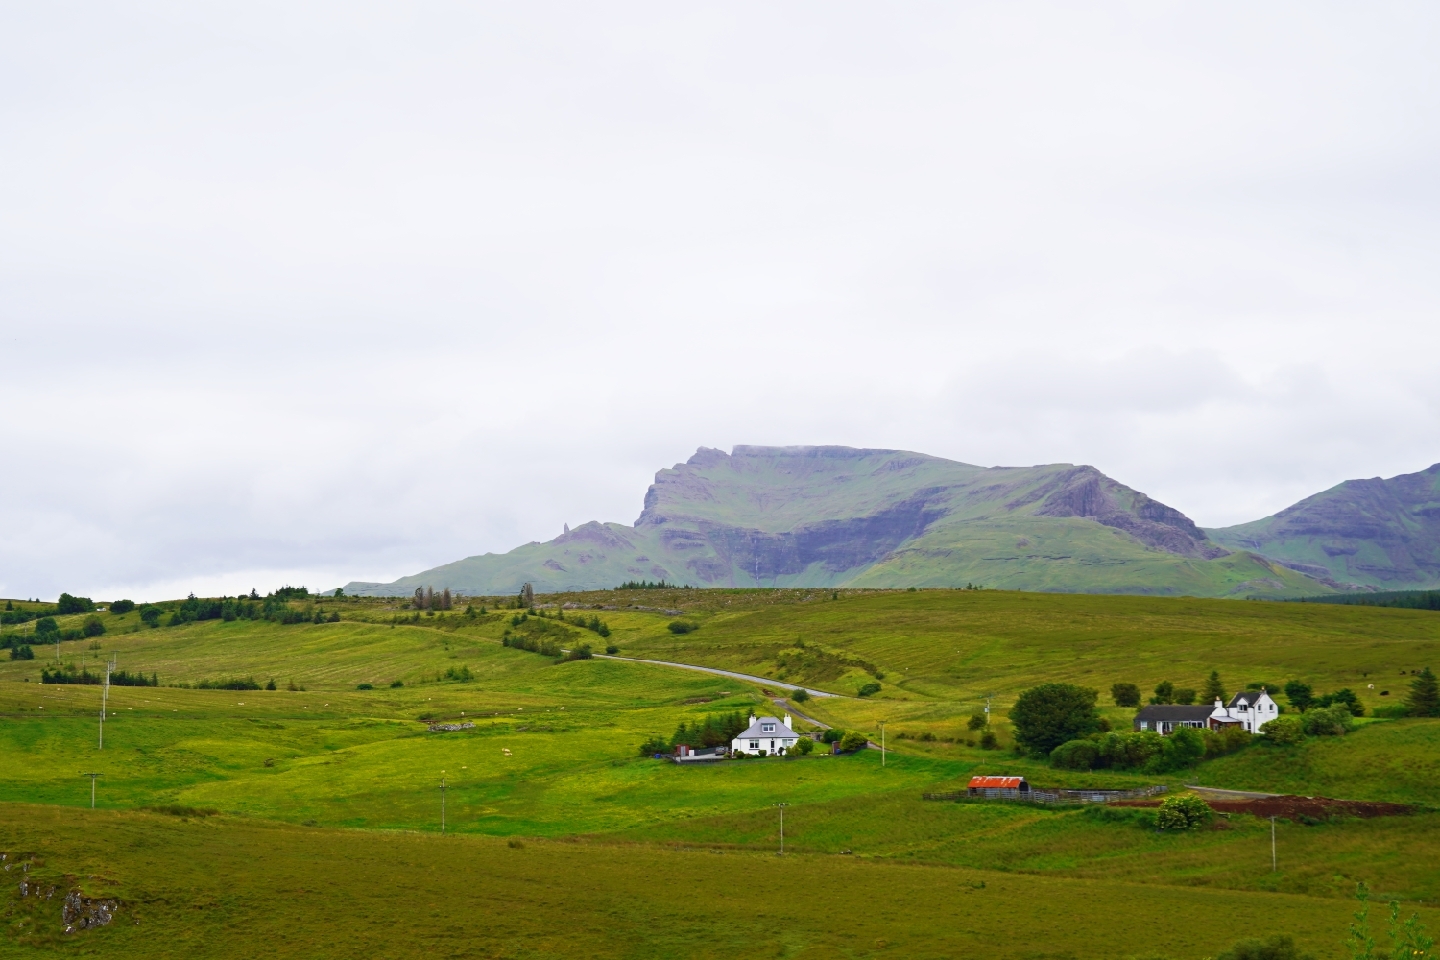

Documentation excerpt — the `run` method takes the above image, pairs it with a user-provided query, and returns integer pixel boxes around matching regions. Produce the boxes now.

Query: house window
[1139,721,1148,730]
[749,741,759,749]
[762,724,775,732]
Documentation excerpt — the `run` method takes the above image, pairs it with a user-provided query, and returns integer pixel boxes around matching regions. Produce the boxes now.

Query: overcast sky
[3,2,1439,601]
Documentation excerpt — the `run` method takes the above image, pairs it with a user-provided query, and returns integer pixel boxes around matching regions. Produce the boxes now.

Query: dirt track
[1114,795,1412,821]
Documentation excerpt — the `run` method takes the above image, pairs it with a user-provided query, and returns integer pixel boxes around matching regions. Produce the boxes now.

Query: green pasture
[5,588,1440,957]
[5,804,1435,960]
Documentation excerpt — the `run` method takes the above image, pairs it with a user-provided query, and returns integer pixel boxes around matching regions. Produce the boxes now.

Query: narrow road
[1184,785,1283,800]
[595,655,842,699]
[770,697,832,730]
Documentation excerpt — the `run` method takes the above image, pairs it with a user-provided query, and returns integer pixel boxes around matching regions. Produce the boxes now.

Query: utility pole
[775,802,788,855]
[878,721,887,768]
[99,656,114,750]
[1270,815,1277,871]
[82,772,102,808]
[440,774,447,835]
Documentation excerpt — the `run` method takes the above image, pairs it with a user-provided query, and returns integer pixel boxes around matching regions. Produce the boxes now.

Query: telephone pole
[878,721,887,767]
[440,774,447,835]
[1270,816,1277,871]
[82,772,102,808]
[775,802,788,855]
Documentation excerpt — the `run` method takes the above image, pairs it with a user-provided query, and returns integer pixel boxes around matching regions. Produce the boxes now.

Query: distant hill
[1207,463,1440,590]
[345,445,1324,599]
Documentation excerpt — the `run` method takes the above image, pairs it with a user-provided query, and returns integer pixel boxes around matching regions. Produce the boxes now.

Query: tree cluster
[56,593,96,615]
[1282,681,1365,716]
[413,587,454,611]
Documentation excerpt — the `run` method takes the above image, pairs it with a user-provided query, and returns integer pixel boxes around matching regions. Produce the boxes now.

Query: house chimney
[783,713,792,729]
[749,714,757,728]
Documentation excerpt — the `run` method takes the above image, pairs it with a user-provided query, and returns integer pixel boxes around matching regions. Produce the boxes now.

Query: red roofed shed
[968,775,1029,796]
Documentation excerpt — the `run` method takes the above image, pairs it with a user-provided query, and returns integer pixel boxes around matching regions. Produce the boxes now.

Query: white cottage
[731,714,800,756]
[1211,689,1279,733]
[1133,688,1280,735]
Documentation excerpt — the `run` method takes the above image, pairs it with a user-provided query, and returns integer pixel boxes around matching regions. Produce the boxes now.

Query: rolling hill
[345,445,1325,598]
[1207,462,1440,590]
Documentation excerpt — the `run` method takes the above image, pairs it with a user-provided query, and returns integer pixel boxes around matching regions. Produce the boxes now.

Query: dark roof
[1134,705,1215,722]
[1228,690,1267,708]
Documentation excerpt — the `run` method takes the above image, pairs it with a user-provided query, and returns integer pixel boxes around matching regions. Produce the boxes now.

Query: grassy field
[4,588,1440,957]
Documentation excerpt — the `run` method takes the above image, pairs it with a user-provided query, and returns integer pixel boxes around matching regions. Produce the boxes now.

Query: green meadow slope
[347,445,1329,598]
[4,589,1440,958]
[1208,462,1440,590]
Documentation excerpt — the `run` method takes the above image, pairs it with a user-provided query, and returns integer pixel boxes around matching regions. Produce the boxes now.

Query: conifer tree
[521,583,535,608]
[441,587,452,611]
[1405,667,1439,718]
[424,586,434,610]
[1202,670,1227,704]
[414,587,425,610]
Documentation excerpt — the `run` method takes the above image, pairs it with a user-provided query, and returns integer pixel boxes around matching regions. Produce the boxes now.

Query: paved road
[595,655,842,699]
[770,697,833,730]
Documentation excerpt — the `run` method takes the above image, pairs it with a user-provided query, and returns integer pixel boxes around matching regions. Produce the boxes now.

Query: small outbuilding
[967,775,1029,797]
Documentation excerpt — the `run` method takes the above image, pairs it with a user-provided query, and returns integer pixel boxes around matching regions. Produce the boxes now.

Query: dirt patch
[1113,795,1412,821]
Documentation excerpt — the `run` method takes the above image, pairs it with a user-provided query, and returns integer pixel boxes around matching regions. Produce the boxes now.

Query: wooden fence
[922,784,1168,806]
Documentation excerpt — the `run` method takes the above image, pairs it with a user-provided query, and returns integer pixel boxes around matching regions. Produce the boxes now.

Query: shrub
[56,593,96,615]
[110,599,135,614]
[1095,730,1165,770]
[838,730,869,752]
[565,643,593,661]
[82,615,106,638]
[139,605,162,627]
[34,616,59,636]
[1215,935,1313,960]
[792,737,815,755]
[1155,793,1213,830]
[9,645,34,661]
[442,665,474,682]
[197,677,261,691]
[356,683,374,690]
[967,713,987,731]
[1174,687,1197,705]
[821,729,843,744]
[791,688,810,703]
[1050,739,1099,770]
[1314,687,1365,717]
[979,729,999,750]
[265,679,277,691]
[856,682,881,698]
[1202,725,1252,758]
[667,620,697,634]
[1263,715,1305,745]
[390,680,404,688]
[604,645,619,655]
[1111,682,1141,708]
[1010,683,1101,756]
[1301,704,1353,736]
[1152,726,1205,771]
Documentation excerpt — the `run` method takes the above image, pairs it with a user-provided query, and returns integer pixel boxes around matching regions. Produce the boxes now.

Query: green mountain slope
[1207,463,1440,590]
[346,446,1328,598]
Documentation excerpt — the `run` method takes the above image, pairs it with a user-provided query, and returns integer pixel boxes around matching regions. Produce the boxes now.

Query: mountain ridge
[344,445,1332,599]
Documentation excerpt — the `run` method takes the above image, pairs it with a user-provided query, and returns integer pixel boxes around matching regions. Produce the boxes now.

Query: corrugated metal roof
[968,776,1026,789]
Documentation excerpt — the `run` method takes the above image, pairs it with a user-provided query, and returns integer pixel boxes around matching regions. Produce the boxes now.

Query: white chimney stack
[783,713,792,729]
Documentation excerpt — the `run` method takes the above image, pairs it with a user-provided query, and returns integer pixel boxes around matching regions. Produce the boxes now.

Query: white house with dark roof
[731,713,800,756]
[1215,689,1279,733]
[1133,689,1280,735]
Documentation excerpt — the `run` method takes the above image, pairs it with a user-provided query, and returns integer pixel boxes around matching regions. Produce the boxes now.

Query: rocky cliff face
[343,445,1325,598]
[1208,463,1440,588]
